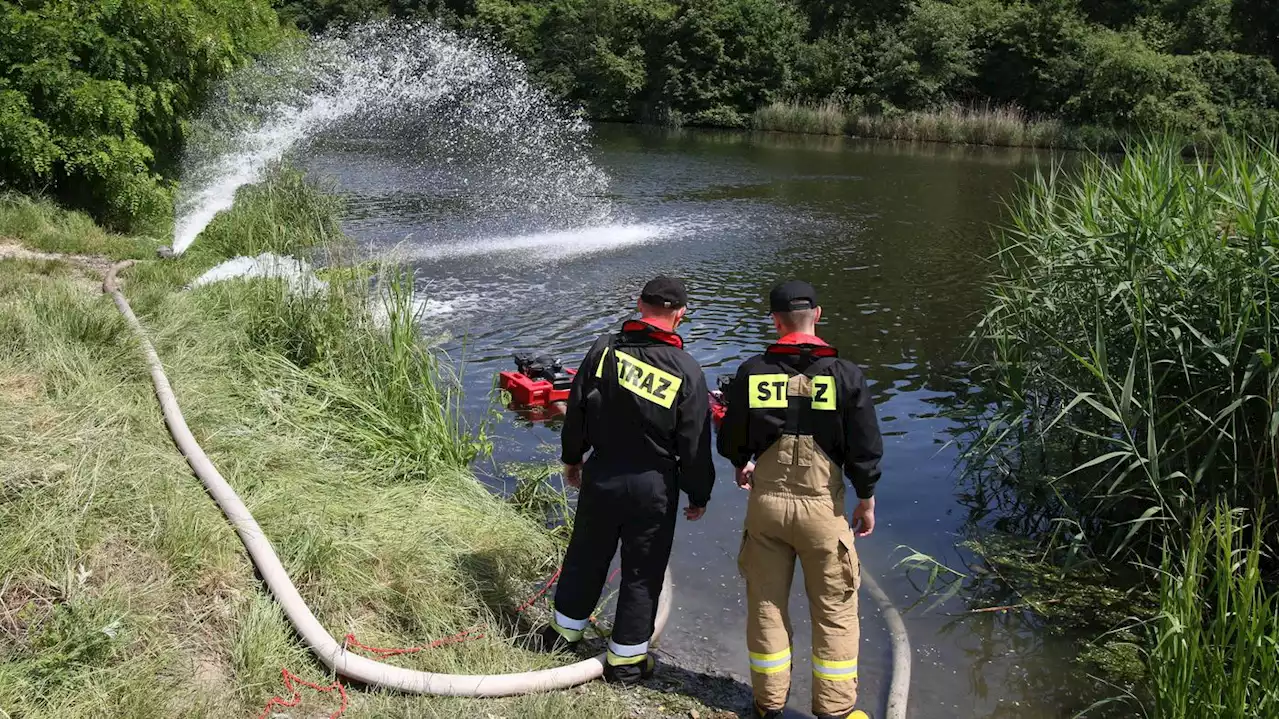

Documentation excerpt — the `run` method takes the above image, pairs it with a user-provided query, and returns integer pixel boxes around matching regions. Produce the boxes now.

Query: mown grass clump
[0,177,720,718]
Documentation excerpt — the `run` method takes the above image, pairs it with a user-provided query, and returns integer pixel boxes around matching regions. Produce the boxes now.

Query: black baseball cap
[640,275,688,308]
[769,280,819,313]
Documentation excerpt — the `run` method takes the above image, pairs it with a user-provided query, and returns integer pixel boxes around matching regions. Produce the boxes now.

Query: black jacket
[561,320,715,507]
[716,340,883,499]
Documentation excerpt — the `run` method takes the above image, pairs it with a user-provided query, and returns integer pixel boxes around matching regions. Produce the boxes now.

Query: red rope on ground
[255,566,575,718]
[255,667,349,719]
[512,565,562,614]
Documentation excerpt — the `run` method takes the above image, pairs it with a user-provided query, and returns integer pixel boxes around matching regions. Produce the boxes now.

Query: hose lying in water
[860,569,911,719]
[104,259,672,697]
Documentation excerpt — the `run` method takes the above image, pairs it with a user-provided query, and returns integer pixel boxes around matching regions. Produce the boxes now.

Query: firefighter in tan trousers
[717,280,884,719]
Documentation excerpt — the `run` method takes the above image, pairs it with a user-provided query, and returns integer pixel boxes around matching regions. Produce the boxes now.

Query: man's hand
[563,463,583,489]
[851,497,876,538]
[684,504,706,521]
[735,461,756,490]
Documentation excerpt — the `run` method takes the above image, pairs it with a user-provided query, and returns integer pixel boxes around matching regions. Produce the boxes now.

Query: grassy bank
[0,183,730,718]
[968,137,1278,716]
[752,102,1128,150]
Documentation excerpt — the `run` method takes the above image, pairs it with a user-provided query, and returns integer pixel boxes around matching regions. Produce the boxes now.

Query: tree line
[0,0,1275,230]
[279,0,1278,136]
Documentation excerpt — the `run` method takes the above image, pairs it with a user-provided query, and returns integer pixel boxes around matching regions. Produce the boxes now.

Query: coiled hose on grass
[105,259,909,714]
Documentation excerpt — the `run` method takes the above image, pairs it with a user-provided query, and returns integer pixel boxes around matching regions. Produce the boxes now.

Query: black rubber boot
[602,655,656,686]
[753,703,784,719]
[532,625,579,653]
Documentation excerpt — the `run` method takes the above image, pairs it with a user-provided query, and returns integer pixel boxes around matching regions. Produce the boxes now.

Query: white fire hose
[105,259,909,714]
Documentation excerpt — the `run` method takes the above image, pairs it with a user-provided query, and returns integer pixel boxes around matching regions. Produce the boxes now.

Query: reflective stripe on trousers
[812,655,858,681]
[748,647,792,674]
[550,609,588,642]
[607,639,649,666]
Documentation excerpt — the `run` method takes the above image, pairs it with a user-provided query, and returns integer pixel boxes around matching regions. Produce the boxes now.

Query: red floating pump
[499,352,731,427]
[498,353,575,418]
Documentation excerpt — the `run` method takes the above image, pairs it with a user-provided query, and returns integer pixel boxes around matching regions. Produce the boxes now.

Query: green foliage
[1144,504,1278,718]
[531,0,674,120]
[178,169,486,476]
[274,0,1277,139]
[976,137,1278,558]
[0,0,283,231]
[649,0,805,127]
[184,164,346,261]
[1190,51,1280,138]
[1064,30,1217,136]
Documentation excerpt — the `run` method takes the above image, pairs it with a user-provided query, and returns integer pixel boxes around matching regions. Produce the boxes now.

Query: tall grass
[849,104,1080,148]
[225,267,488,477]
[185,164,347,261]
[975,137,1277,557]
[0,192,159,259]
[753,101,847,135]
[1146,504,1278,718]
[750,102,1113,149]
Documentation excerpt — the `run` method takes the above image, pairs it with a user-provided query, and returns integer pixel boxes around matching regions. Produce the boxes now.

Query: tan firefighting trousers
[738,377,860,716]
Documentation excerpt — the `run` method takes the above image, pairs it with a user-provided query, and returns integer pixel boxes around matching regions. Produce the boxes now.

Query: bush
[1190,51,1280,137]
[648,0,805,126]
[972,1,1089,116]
[0,0,283,231]
[532,0,675,120]
[1064,30,1217,136]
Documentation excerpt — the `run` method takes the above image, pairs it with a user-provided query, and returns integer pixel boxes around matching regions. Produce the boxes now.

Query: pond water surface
[304,125,1100,718]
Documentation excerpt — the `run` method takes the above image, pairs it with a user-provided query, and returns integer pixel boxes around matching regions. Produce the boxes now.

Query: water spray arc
[170,22,611,256]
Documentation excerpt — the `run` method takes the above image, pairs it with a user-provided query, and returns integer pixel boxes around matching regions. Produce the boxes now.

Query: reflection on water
[302,125,1099,718]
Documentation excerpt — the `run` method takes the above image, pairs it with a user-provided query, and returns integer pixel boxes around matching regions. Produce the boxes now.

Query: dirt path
[0,241,114,279]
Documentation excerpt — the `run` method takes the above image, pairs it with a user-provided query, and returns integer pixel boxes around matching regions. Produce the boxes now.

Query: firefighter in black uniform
[539,275,716,685]
[717,280,883,719]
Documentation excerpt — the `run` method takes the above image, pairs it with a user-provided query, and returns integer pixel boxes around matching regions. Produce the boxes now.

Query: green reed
[1145,504,1278,719]
[976,136,1277,557]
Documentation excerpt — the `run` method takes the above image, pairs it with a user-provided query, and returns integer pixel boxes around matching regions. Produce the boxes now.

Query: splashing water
[405,223,680,262]
[172,22,610,254]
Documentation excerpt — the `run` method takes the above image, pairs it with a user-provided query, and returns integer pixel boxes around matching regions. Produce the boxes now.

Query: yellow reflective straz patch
[611,349,682,408]
[811,376,837,410]
[748,374,790,408]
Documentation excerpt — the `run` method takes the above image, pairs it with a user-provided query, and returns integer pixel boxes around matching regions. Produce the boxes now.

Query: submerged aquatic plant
[973,136,1278,558]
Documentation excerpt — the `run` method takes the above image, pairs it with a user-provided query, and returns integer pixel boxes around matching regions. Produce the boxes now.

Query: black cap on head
[640,275,688,309]
[769,280,819,313]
